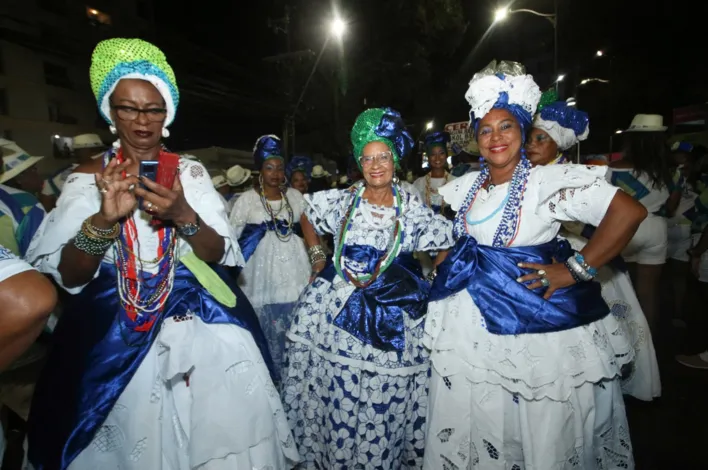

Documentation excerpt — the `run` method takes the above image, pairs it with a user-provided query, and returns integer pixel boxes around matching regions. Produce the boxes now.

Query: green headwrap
[537,89,558,112]
[350,108,414,170]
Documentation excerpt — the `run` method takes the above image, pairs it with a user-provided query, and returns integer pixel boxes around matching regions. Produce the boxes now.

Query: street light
[556,74,565,82]
[292,16,347,119]
[596,50,604,57]
[615,130,623,134]
[579,77,610,85]
[426,121,434,131]
[492,3,558,89]
[331,18,346,39]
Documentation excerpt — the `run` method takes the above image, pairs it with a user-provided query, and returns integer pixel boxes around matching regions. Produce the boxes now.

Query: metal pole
[292,36,331,119]
[553,0,559,94]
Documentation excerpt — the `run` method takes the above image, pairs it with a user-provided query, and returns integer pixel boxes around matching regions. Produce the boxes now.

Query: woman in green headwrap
[24,38,298,470]
[281,108,454,468]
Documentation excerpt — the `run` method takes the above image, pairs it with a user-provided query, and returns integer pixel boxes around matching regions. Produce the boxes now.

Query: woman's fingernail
[516,278,522,282]
[517,263,523,267]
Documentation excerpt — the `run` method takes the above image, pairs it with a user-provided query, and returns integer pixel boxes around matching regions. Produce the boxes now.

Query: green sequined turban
[350,108,414,169]
[90,38,179,127]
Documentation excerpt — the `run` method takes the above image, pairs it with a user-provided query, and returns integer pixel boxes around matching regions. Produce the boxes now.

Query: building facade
[0,0,153,175]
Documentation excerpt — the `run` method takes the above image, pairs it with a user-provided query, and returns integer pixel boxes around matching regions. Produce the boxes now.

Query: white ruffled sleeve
[179,158,244,267]
[303,189,347,236]
[403,193,454,252]
[438,171,480,212]
[25,173,102,293]
[228,189,256,239]
[534,164,619,226]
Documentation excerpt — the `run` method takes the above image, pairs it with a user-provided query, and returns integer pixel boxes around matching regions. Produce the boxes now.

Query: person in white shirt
[414,131,457,219]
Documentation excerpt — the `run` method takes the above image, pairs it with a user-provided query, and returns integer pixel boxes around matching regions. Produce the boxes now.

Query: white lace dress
[229,188,310,375]
[25,158,299,469]
[562,225,661,401]
[424,165,635,470]
[283,187,453,469]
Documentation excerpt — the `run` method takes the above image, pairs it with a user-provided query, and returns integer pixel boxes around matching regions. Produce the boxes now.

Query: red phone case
[157,153,180,189]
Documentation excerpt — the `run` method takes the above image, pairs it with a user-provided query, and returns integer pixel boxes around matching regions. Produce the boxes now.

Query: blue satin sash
[238,220,303,263]
[430,236,609,335]
[319,244,428,352]
[27,263,273,470]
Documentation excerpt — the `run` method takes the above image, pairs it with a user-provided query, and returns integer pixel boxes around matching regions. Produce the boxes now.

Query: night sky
[153,0,704,156]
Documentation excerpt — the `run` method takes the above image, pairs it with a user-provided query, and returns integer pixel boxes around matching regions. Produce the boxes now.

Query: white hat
[72,133,105,149]
[226,165,252,186]
[533,102,590,151]
[311,165,330,179]
[0,139,43,184]
[625,114,667,132]
[212,174,228,189]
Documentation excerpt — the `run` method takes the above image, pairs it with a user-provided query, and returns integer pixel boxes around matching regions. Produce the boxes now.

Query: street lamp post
[493,3,558,89]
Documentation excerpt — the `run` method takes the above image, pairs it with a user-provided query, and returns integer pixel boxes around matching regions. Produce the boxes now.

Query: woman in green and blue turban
[281,107,454,468]
[25,38,298,470]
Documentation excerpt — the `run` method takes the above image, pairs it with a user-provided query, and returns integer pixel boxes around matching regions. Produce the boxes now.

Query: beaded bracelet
[73,230,114,256]
[564,260,584,283]
[82,217,120,240]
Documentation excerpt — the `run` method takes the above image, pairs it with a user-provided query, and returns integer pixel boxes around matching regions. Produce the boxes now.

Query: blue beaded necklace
[455,155,532,247]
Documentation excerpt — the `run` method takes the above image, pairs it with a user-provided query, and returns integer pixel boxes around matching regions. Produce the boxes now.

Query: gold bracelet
[82,218,120,240]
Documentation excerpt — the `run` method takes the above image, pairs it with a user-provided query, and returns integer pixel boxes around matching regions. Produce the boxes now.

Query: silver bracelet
[566,256,594,281]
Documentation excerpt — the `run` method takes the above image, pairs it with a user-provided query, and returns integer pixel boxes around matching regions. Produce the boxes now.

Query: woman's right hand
[94,158,140,225]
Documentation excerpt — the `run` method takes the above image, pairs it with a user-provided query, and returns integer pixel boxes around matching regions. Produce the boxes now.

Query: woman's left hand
[134,175,196,225]
[517,261,576,300]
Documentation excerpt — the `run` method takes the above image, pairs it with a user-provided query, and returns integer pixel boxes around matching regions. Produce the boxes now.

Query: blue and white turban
[533,102,590,150]
[465,60,541,142]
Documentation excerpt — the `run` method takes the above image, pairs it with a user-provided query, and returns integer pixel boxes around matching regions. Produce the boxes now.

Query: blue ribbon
[27,263,273,470]
[318,244,428,352]
[430,236,609,335]
[237,221,302,263]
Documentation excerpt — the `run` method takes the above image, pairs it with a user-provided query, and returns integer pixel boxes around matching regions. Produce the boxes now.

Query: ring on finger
[145,201,154,210]
[537,269,547,277]
[541,277,550,287]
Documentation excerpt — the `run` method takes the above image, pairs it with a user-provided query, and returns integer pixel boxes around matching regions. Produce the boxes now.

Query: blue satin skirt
[27,263,273,470]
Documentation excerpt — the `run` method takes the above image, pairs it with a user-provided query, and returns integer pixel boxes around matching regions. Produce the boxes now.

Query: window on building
[47,100,77,125]
[44,62,73,89]
[86,7,112,26]
[0,89,7,115]
[2,129,12,141]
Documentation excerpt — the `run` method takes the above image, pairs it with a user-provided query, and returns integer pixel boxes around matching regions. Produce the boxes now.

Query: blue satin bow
[238,221,303,263]
[376,108,415,161]
[319,244,428,352]
[430,236,609,335]
[27,263,273,470]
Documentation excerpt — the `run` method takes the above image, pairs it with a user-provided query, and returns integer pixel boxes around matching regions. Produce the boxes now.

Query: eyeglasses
[111,105,167,122]
[359,151,393,167]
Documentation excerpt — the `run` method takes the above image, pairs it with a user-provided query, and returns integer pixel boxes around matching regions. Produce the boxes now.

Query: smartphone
[138,161,159,207]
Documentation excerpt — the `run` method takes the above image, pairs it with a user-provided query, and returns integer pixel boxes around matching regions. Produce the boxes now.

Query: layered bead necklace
[456,156,531,247]
[424,171,451,210]
[110,148,177,334]
[334,182,403,288]
[259,183,295,242]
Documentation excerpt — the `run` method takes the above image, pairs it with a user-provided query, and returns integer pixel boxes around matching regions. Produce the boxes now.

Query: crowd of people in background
[0,37,706,470]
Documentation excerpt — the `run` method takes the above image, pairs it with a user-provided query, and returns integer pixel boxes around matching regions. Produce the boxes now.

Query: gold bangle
[81,218,120,240]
